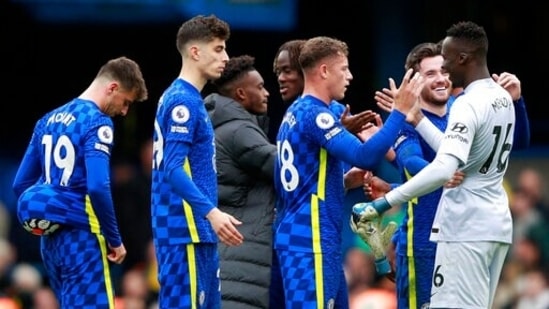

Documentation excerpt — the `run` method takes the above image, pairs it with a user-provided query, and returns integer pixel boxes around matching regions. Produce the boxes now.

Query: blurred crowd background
[1,1,548,308]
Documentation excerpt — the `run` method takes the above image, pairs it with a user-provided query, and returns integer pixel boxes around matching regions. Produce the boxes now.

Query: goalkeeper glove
[350,218,398,275]
[351,197,391,226]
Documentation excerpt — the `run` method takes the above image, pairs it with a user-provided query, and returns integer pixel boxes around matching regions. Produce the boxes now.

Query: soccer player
[150,14,243,309]
[12,56,148,308]
[365,43,531,309]
[273,39,376,135]
[273,36,422,308]
[204,55,275,309]
[353,21,516,308]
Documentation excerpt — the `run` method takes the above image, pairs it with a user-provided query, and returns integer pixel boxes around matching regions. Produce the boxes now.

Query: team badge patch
[172,105,190,123]
[315,112,335,129]
[97,126,113,144]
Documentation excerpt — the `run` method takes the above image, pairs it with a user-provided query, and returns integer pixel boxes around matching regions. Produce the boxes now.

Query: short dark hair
[273,39,306,75]
[176,14,230,53]
[446,21,488,55]
[213,55,255,96]
[97,56,148,102]
[299,36,348,71]
[404,42,442,73]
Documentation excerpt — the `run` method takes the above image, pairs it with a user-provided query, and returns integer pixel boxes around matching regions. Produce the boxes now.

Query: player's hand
[344,167,368,190]
[351,197,391,225]
[363,174,391,200]
[405,97,424,127]
[374,87,395,113]
[207,208,244,246]
[391,69,424,115]
[350,218,398,275]
[340,105,378,135]
[492,72,521,101]
[108,243,127,264]
[444,170,465,188]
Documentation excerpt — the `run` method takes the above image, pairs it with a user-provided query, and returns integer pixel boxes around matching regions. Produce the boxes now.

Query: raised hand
[340,104,378,134]
[374,87,395,113]
[391,69,424,115]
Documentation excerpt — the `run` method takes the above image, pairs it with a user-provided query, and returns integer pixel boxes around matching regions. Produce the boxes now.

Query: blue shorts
[155,243,220,309]
[395,252,435,309]
[41,228,115,308]
[277,249,348,309]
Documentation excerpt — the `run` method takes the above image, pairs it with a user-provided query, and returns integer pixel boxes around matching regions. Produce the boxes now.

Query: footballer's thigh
[44,228,116,308]
[430,241,508,309]
[156,243,220,309]
[278,249,349,308]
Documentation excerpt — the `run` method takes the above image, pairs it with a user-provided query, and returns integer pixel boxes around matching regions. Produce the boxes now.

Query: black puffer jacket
[205,93,276,309]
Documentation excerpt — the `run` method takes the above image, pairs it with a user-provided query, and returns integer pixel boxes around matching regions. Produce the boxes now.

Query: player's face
[418,55,450,106]
[441,37,464,88]
[198,38,229,81]
[240,70,269,115]
[104,85,135,117]
[274,50,304,103]
[326,53,352,101]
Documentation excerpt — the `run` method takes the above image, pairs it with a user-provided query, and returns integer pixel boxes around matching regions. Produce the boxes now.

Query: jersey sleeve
[13,119,45,197]
[84,116,122,246]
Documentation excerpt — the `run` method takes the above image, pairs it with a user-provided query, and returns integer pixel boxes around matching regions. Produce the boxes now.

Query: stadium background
[1,0,547,162]
[0,1,547,307]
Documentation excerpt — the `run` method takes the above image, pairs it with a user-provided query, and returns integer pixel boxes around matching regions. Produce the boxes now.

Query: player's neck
[179,66,207,92]
[420,101,447,117]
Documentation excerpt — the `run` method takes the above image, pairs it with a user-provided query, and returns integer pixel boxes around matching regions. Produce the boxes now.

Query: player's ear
[235,87,246,101]
[458,52,469,64]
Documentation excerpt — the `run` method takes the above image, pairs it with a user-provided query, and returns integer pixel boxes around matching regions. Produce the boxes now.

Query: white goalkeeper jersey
[386,78,515,244]
[431,78,514,243]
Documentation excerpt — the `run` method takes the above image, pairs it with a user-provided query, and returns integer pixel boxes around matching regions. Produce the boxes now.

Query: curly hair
[213,55,255,96]
[446,21,488,55]
[273,39,305,75]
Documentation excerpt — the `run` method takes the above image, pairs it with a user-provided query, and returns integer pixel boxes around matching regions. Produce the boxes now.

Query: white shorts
[430,241,509,309]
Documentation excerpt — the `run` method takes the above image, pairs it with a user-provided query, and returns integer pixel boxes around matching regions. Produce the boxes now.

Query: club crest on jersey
[172,105,190,123]
[97,126,113,144]
[315,112,335,129]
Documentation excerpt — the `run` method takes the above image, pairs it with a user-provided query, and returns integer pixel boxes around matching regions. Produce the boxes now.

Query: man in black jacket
[205,55,275,309]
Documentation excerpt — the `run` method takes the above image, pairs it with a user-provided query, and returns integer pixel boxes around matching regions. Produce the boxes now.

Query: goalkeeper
[352,20,516,309]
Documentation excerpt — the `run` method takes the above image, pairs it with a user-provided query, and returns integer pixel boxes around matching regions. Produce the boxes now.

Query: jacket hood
[205,93,257,128]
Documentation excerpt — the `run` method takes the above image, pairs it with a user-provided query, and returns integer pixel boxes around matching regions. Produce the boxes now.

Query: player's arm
[85,153,122,247]
[411,117,444,151]
[232,124,276,179]
[385,153,459,206]
[13,141,42,198]
[326,110,407,171]
[13,122,43,198]
[165,140,243,246]
[512,96,530,149]
[393,129,429,176]
[163,140,216,218]
[84,124,122,248]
